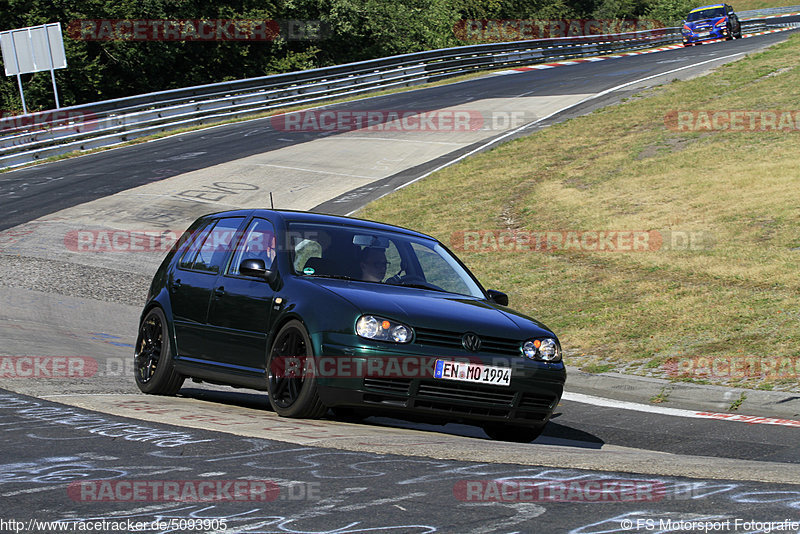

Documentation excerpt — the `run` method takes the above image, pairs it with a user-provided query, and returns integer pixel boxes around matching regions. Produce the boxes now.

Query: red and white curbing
[565,392,800,428]
[495,25,797,74]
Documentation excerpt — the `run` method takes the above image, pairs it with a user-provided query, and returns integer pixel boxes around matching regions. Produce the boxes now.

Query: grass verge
[358,33,800,391]
[733,0,800,11]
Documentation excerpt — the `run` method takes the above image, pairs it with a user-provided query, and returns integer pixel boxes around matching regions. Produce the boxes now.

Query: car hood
[307,278,555,339]
[687,16,723,26]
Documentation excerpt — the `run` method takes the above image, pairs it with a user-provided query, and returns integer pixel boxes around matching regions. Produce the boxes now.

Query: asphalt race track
[1,23,799,534]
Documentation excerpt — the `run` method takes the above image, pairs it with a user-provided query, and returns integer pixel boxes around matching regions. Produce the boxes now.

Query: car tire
[483,423,545,443]
[134,307,185,395]
[267,320,327,418]
[726,25,734,40]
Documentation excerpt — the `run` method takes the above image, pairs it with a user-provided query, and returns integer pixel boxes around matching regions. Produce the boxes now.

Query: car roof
[200,208,436,241]
[690,4,726,12]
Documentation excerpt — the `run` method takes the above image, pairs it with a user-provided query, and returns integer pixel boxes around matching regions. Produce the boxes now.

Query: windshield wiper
[304,274,355,280]
[387,281,447,293]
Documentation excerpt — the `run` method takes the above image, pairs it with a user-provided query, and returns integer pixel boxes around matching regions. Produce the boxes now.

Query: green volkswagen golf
[134,209,566,442]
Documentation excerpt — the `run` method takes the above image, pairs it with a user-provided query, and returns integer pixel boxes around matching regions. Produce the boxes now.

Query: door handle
[214,286,225,297]
[171,279,182,291]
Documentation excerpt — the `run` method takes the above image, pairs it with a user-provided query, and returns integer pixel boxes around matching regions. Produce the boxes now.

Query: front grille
[414,327,521,357]
[414,400,509,418]
[519,392,557,410]
[516,411,548,422]
[417,380,515,406]
[360,377,557,422]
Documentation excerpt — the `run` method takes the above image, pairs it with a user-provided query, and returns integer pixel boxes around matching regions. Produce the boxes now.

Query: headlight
[356,315,413,343]
[538,338,559,361]
[522,338,562,362]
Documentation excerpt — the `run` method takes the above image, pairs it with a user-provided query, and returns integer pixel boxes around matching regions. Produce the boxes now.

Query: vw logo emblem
[462,333,481,352]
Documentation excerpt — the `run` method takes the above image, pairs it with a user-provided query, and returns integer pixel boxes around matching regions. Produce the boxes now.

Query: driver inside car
[359,247,389,282]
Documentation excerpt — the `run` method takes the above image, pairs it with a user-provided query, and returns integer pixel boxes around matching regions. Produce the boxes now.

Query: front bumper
[683,27,728,43]
[313,334,566,427]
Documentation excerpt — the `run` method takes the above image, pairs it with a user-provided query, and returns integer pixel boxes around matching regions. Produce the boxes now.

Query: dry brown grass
[732,0,800,11]
[359,34,800,390]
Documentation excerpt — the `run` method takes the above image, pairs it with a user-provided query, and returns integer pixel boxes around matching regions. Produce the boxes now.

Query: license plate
[698,31,710,37]
[434,360,511,387]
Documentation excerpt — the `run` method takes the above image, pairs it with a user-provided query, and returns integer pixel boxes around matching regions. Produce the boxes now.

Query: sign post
[0,23,68,114]
[15,73,28,114]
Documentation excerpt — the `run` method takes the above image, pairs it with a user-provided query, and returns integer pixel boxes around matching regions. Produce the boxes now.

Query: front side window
[228,218,277,275]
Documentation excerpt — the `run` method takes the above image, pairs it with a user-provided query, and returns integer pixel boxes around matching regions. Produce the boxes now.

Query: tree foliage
[0,0,697,112]
[646,0,701,25]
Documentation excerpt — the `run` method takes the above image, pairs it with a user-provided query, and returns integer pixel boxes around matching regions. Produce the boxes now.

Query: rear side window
[178,221,215,270]
[179,217,244,273]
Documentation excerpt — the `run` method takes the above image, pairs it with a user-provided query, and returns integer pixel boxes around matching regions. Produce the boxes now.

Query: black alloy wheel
[134,307,184,395]
[267,320,327,418]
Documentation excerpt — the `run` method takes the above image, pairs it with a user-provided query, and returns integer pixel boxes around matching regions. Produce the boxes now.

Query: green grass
[729,392,747,410]
[650,387,671,403]
[358,34,800,392]
[581,363,615,373]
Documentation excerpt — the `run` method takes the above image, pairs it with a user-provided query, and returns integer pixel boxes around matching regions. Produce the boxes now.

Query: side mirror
[486,289,508,306]
[239,259,277,283]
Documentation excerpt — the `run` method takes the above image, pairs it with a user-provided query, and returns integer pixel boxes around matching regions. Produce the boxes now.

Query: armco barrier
[739,5,800,18]
[0,20,778,169]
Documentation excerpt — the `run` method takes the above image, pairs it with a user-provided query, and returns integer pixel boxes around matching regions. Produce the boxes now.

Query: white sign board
[1,23,67,76]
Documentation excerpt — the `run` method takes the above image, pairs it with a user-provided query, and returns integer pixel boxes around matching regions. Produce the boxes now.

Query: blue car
[682,4,742,46]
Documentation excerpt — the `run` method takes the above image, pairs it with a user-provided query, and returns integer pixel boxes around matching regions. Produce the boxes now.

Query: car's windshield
[286,222,485,298]
[686,7,726,21]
